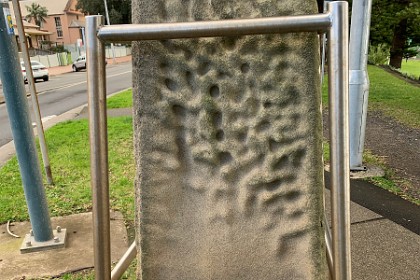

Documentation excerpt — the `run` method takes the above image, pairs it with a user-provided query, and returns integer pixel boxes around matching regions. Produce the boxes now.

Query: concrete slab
[325,164,385,179]
[349,164,385,179]
[0,211,129,280]
[351,219,420,280]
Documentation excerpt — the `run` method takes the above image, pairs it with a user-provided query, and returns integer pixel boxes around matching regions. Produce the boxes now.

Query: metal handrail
[97,14,331,42]
[86,2,350,279]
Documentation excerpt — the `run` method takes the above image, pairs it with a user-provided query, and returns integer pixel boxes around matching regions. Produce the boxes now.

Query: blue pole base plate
[20,228,67,254]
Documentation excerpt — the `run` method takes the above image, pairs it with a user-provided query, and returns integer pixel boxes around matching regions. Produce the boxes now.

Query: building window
[55,17,63,38]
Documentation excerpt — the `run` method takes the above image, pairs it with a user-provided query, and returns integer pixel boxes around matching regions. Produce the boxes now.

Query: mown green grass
[322,66,420,205]
[107,88,133,109]
[0,117,135,224]
[368,65,420,128]
[401,59,420,79]
[323,65,420,128]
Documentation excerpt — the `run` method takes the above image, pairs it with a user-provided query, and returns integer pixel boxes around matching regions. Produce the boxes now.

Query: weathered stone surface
[132,1,326,279]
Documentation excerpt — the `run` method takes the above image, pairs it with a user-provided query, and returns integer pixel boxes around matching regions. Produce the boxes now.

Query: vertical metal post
[12,0,54,185]
[327,2,351,280]
[0,1,53,242]
[81,27,86,49]
[349,0,373,170]
[320,1,329,86]
[103,0,116,63]
[86,15,111,280]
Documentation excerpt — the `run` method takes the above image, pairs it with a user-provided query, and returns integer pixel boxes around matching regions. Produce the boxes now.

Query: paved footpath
[324,173,420,279]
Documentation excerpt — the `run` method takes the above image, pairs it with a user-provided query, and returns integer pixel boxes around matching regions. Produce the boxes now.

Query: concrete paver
[351,219,420,280]
[325,187,420,279]
[0,211,129,280]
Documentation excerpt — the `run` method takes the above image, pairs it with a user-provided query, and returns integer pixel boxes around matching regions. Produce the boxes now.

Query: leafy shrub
[368,44,389,65]
[50,45,68,53]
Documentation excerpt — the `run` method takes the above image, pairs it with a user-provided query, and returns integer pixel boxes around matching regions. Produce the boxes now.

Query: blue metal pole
[0,2,53,242]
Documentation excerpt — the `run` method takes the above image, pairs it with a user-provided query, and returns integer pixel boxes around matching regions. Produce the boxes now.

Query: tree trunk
[389,18,408,69]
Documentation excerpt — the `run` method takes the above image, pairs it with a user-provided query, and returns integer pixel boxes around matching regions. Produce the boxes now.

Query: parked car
[72,55,108,72]
[21,60,49,83]
[72,55,86,72]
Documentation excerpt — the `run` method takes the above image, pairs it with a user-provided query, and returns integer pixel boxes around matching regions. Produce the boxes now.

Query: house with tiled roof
[9,0,85,50]
[11,19,52,50]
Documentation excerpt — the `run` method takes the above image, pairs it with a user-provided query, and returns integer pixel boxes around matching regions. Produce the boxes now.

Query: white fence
[105,45,132,58]
[22,45,132,68]
[66,45,132,64]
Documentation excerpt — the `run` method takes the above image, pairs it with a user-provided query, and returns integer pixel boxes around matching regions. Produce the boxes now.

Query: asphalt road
[0,62,132,147]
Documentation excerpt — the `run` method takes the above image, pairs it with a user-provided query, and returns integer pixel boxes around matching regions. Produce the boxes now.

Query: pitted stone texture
[133,1,326,279]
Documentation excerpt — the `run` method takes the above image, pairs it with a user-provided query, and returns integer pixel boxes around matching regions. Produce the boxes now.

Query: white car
[72,55,107,72]
[72,55,86,72]
[21,61,49,83]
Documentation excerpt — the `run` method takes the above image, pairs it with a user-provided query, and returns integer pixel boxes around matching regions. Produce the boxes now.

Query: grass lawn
[107,88,133,109]
[323,65,420,128]
[322,65,420,205]
[401,59,420,79]
[0,88,137,279]
[0,117,135,224]
[368,65,420,128]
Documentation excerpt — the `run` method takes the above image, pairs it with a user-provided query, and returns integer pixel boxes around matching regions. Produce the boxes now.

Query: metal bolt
[54,236,60,243]
[26,240,32,247]
[30,229,33,236]
[56,226,61,233]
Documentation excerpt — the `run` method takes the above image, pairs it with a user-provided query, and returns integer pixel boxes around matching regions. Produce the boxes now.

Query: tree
[25,3,48,28]
[76,0,131,24]
[369,0,420,68]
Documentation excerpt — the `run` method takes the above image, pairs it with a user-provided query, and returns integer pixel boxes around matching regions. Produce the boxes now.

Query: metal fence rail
[86,1,350,279]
